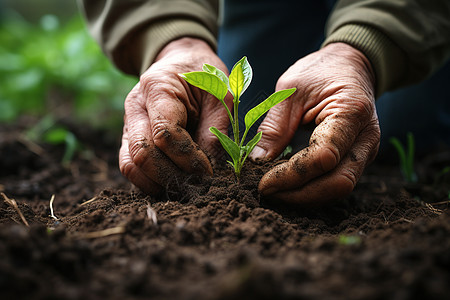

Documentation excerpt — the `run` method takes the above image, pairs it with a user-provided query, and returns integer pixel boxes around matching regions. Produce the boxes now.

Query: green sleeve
[323,0,450,97]
[78,0,219,75]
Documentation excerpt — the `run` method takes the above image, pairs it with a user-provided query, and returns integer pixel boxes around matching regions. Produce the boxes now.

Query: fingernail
[250,146,267,160]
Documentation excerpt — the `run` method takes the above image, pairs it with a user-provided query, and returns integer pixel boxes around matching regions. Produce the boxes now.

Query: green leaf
[244,88,295,131]
[44,127,69,144]
[229,56,252,99]
[180,71,228,101]
[338,235,361,246]
[203,64,229,88]
[244,131,262,156]
[44,127,78,165]
[209,126,241,164]
[389,133,417,183]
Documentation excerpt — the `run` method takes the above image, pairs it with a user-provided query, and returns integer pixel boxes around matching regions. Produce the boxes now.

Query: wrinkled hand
[119,38,232,194]
[250,43,381,206]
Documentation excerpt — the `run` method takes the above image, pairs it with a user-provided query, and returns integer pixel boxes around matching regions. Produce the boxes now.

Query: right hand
[119,38,232,194]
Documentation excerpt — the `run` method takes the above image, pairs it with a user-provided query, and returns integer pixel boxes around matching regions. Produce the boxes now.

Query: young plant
[180,56,295,178]
[25,115,80,167]
[389,132,417,183]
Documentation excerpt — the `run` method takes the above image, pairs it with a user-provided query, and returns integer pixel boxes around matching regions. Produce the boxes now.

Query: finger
[260,119,380,205]
[259,107,376,194]
[125,86,187,188]
[249,93,301,160]
[195,92,234,159]
[119,122,162,194]
[142,74,213,175]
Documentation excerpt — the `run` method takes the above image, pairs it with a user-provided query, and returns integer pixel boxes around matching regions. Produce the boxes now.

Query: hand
[250,43,381,206]
[119,38,232,194]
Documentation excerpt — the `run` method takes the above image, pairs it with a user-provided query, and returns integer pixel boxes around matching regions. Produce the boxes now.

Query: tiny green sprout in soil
[338,235,362,246]
[389,132,417,183]
[180,56,296,178]
[25,115,83,167]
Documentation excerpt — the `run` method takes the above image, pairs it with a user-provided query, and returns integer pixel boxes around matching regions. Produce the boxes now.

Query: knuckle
[140,75,159,97]
[259,121,285,139]
[276,76,296,91]
[321,145,340,172]
[128,136,152,167]
[309,144,340,173]
[140,72,170,99]
[335,170,358,197]
[140,71,178,97]
[152,120,172,150]
[347,94,375,120]
[119,160,136,179]
[124,84,143,111]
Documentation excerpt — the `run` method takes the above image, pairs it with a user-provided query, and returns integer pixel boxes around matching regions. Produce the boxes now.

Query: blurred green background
[0,0,137,132]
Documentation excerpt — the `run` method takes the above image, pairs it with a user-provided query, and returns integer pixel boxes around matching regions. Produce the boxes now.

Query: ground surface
[1,118,449,300]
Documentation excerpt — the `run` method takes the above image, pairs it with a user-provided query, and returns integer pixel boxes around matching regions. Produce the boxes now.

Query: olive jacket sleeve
[322,0,450,96]
[78,0,450,97]
[77,0,219,75]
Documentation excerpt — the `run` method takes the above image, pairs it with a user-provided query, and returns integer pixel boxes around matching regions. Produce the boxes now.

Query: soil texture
[1,117,450,300]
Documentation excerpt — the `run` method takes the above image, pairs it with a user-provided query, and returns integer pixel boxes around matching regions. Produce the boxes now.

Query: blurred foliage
[0,13,137,131]
[25,115,85,166]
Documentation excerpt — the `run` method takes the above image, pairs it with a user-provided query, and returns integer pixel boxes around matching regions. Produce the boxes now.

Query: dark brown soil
[1,117,449,300]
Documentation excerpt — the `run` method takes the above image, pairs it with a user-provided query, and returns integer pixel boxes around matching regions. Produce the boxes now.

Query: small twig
[49,194,59,220]
[80,196,99,206]
[395,217,414,224]
[432,200,450,206]
[18,135,45,156]
[168,211,184,218]
[9,217,22,225]
[1,192,29,227]
[74,226,126,239]
[386,208,398,222]
[146,202,158,225]
[425,203,443,215]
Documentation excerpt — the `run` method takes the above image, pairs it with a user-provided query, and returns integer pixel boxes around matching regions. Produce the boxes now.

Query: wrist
[155,37,215,62]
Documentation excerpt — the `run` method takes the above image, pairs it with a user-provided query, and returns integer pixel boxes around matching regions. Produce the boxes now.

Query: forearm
[323,0,450,97]
[78,0,219,75]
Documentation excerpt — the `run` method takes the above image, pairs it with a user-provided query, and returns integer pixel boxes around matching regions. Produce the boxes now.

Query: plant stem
[240,127,250,148]
[233,95,240,145]
[232,94,243,179]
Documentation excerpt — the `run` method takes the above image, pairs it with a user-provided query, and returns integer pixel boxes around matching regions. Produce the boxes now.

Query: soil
[1,117,450,300]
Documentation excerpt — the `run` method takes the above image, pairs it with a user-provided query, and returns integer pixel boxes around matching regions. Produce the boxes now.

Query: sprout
[389,132,417,183]
[181,57,295,178]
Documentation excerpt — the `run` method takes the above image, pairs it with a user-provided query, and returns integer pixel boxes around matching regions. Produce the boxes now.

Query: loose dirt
[1,117,449,300]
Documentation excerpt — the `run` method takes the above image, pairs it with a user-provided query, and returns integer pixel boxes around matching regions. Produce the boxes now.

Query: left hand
[250,43,381,206]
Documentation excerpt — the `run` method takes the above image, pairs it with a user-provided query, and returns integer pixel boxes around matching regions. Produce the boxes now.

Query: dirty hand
[250,43,381,206]
[119,38,232,194]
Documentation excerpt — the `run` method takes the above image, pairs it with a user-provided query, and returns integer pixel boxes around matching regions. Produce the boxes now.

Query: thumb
[195,92,233,159]
[249,98,301,160]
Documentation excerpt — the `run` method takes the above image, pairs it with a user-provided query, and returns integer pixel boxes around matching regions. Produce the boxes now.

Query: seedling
[338,234,361,246]
[389,132,417,183]
[25,116,81,167]
[180,57,295,178]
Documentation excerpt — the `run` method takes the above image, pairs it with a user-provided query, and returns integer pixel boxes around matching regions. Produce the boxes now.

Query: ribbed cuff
[125,19,217,75]
[322,24,405,97]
